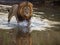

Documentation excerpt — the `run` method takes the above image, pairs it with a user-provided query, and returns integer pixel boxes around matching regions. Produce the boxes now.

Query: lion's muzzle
[24,7,30,16]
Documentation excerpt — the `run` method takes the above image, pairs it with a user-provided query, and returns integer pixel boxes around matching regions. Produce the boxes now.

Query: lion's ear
[31,2,33,6]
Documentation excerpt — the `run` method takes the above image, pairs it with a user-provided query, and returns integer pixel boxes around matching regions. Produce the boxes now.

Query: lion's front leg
[8,8,13,23]
[8,13,12,23]
[15,15,20,23]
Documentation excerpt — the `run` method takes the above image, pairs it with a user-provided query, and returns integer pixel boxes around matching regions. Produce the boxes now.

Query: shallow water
[0,5,60,32]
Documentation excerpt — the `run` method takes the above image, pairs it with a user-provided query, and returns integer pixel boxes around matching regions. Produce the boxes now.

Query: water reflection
[0,7,60,32]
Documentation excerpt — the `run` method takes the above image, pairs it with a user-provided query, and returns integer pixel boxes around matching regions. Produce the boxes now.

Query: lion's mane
[17,2,33,20]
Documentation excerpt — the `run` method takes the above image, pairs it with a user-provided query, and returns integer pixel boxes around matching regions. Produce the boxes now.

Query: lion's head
[18,2,33,20]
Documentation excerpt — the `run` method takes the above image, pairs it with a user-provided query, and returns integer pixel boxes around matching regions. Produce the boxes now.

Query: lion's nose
[25,9,28,13]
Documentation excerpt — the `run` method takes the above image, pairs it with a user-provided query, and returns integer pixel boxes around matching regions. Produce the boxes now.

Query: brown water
[0,5,60,45]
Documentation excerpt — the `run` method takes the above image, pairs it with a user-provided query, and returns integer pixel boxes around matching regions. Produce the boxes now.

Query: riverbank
[0,29,60,45]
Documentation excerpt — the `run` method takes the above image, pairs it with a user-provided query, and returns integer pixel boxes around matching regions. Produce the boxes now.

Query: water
[0,5,60,32]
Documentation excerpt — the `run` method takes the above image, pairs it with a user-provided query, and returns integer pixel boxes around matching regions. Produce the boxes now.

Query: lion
[8,2,33,45]
[8,1,33,23]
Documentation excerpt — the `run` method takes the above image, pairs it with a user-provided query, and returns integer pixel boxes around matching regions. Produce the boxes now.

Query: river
[0,5,60,32]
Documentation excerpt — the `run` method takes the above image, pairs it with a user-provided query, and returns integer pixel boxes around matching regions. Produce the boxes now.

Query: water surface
[0,5,60,32]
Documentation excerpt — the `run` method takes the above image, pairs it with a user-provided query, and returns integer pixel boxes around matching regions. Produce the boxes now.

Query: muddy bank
[0,29,60,45]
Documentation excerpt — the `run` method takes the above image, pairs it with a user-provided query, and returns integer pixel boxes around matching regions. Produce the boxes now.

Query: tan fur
[8,4,18,22]
[8,2,33,45]
[18,2,33,19]
[8,2,33,22]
